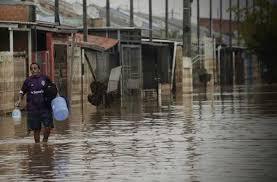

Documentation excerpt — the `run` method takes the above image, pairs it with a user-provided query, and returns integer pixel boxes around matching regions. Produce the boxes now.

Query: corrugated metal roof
[74,33,118,51]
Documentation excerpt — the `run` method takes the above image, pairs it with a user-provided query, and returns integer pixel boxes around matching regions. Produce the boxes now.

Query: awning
[74,33,119,52]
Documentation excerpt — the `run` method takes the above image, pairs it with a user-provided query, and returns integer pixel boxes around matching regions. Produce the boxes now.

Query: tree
[235,0,277,82]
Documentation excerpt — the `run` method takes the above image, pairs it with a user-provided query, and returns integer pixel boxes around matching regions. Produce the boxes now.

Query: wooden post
[220,0,222,41]
[165,0,168,39]
[81,48,84,120]
[83,0,87,42]
[197,0,200,53]
[209,0,212,37]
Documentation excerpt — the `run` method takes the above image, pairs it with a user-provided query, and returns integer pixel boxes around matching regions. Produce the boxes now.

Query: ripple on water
[0,84,277,181]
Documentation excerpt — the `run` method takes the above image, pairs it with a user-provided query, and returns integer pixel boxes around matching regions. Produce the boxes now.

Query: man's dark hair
[30,62,40,69]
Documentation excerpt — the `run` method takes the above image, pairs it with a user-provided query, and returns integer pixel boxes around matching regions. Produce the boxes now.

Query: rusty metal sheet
[75,33,118,51]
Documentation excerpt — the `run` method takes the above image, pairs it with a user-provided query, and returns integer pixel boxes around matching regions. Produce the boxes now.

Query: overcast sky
[65,0,254,22]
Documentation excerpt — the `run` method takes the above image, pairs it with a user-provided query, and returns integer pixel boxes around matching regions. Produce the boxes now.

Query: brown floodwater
[0,84,277,182]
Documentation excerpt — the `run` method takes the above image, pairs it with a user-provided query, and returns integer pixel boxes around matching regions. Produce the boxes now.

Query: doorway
[54,44,68,97]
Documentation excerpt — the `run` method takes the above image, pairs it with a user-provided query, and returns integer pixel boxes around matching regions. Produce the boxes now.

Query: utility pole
[229,0,233,70]
[83,0,87,41]
[130,0,134,27]
[220,0,222,41]
[106,0,110,27]
[165,0,168,39]
[229,0,232,49]
[183,0,191,57]
[237,0,240,46]
[197,0,200,53]
[54,0,60,25]
[209,0,212,37]
[82,0,87,120]
[149,0,152,41]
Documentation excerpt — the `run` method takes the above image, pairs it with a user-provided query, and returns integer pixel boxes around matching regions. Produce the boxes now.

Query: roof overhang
[142,38,182,47]
[72,33,119,52]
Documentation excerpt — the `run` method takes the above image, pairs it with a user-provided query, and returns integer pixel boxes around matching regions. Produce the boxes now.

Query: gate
[120,45,142,107]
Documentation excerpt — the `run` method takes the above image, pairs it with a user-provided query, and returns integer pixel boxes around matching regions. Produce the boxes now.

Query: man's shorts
[27,111,54,130]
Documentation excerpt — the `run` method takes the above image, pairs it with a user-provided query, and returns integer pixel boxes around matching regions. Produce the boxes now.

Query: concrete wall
[0,52,26,114]
[204,37,215,89]
[175,46,183,92]
[175,46,193,94]
[183,57,193,94]
[0,52,14,113]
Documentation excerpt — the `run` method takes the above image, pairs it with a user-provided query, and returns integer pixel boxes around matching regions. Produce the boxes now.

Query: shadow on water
[1,84,277,181]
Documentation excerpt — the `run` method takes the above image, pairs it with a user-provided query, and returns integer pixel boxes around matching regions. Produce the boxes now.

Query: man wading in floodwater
[16,63,57,143]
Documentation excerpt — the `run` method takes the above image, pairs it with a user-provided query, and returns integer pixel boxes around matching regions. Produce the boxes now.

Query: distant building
[199,17,239,35]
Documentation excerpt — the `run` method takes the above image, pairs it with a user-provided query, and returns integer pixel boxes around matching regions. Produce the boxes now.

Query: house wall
[46,32,55,81]
[68,46,91,106]
[0,52,26,113]
[0,4,35,22]
[0,52,14,113]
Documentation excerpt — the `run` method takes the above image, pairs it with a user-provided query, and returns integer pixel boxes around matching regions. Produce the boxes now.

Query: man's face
[30,64,40,75]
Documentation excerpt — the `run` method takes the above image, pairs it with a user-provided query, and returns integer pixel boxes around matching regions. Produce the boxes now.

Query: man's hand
[15,100,21,107]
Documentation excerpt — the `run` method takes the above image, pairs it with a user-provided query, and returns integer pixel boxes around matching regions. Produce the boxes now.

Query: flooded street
[1,84,277,182]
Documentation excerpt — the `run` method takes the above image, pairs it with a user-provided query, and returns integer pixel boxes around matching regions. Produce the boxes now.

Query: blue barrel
[51,96,69,121]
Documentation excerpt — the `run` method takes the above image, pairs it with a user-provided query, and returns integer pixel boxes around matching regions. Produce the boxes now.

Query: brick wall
[0,5,32,22]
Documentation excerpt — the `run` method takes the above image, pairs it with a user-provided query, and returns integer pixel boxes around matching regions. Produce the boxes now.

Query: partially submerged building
[0,1,186,114]
[88,27,143,107]
[0,2,120,113]
[88,28,183,104]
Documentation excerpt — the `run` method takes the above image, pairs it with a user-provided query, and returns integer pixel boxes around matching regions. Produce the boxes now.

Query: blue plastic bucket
[51,96,69,121]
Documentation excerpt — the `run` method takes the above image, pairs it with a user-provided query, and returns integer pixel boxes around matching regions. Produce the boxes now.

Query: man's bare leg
[42,127,51,142]
[34,130,41,143]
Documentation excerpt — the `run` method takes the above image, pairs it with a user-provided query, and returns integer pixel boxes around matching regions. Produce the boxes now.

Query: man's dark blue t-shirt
[20,74,52,112]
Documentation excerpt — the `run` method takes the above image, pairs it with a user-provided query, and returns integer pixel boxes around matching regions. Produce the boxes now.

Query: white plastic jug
[12,108,21,122]
[51,96,69,121]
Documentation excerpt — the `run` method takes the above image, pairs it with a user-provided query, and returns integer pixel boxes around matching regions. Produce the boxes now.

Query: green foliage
[235,0,277,81]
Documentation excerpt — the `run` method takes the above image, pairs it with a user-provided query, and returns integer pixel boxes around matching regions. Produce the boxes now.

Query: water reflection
[0,84,277,181]
[24,144,55,180]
